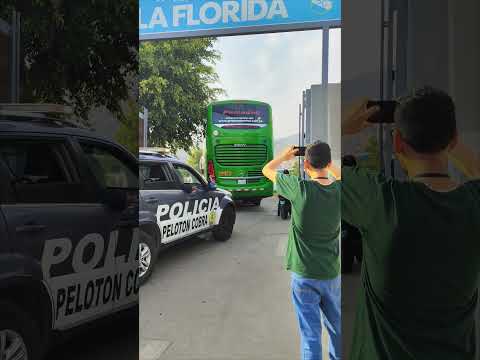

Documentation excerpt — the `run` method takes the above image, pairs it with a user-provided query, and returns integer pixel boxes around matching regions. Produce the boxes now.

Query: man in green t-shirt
[339,87,480,359]
[263,142,341,360]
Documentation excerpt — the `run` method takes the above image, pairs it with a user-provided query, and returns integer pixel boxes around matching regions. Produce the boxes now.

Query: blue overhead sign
[140,0,341,40]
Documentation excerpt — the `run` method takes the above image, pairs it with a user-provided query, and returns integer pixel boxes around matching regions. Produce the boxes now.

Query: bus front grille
[215,144,268,166]
[247,170,263,177]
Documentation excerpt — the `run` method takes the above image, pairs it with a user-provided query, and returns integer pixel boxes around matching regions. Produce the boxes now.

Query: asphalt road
[341,264,361,360]
[47,306,139,360]
[140,197,330,360]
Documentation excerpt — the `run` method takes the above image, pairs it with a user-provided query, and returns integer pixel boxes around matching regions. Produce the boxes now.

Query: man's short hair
[395,86,457,154]
[306,141,331,169]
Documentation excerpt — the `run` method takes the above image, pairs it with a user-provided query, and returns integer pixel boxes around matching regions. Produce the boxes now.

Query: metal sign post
[139,107,149,147]
[2,11,20,103]
[380,0,409,179]
[298,103,303,178]
[9,10,20,103]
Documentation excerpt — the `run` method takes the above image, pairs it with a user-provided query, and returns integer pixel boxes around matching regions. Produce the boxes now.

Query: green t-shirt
[342,166,480,360]
[276,173,341,280]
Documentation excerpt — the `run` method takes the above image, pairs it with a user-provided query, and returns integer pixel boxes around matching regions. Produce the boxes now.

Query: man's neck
[405,157,449,178]
[309,169,329,178]
[402,154,458,191]
[307,169,332,185]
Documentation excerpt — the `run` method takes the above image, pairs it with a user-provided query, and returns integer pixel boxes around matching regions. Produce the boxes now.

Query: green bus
[205,100,274,205]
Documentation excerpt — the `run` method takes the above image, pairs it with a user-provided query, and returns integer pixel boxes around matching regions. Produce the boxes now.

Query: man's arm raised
[262,146,298,183]
[449,141,480,179]
[328,162,342,180]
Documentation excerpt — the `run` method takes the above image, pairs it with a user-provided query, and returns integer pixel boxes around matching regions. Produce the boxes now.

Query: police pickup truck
[0,105,139,360]
[139,151,236,282]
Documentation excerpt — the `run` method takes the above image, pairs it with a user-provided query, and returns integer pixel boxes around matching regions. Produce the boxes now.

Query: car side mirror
[104,188,127,211]
[207,181,217,191]
[181,183,193,194]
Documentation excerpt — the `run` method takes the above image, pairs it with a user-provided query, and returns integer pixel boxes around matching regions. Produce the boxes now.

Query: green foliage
[115,100,139,155]
[358,136,380,171]
[186,146,204,173]
[139,38,224,151]
[291,160,301,177]
[1,1,137,122]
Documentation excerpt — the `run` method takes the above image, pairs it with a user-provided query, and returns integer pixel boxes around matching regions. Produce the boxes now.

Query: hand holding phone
[294,146,306,157]
[367,100,397,124]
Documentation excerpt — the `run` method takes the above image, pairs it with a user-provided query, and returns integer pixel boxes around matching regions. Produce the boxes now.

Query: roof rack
[139,147,176,159]
[0,103,82,128]
[0,103,73,115]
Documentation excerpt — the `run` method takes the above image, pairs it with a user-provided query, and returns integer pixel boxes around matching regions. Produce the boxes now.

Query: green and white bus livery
[205,100,274,205]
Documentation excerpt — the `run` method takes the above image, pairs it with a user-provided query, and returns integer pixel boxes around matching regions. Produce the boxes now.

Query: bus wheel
[0,301,42,360]
[213,206,235,242]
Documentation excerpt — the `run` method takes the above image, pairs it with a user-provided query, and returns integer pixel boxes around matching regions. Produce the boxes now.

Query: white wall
[448,0,480,139]
[342,0,382,104]
[305,83,341,166]
[407,0,480,150]
[327,84,341,165]
[341,0,382,156]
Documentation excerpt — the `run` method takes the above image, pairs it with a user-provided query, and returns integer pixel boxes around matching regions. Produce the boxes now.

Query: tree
[361,136,381,171]
[139,38,224,151]
[115,99,139,155]
[1,1,137,122]
[186,146,204,173]
[291,160,301,177]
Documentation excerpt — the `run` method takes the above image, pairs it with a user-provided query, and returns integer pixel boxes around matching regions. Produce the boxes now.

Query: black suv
[0,110,139,360]
[139,152,236,282]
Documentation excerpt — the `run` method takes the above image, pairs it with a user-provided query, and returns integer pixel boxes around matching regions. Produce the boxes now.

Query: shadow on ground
[48,306,139,360]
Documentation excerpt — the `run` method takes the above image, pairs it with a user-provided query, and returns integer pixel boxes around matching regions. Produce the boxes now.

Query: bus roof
[209,100,271,107]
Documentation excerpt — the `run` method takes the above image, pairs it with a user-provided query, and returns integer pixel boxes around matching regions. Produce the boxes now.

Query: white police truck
[139,151,236,283]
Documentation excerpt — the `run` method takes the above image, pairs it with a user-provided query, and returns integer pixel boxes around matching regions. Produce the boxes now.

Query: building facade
[302,83,341,169]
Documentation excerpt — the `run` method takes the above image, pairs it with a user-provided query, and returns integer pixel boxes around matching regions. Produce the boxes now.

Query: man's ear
[393,130,405,155]
[304,159,311,171]
[449,131,459,151]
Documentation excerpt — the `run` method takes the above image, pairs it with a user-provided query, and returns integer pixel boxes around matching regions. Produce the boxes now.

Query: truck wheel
[139,229,158,285]
[0,301,42,360]
[213,206,235,242]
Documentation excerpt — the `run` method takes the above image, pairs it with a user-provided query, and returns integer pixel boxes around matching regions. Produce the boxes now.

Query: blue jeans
[291,272,341,360]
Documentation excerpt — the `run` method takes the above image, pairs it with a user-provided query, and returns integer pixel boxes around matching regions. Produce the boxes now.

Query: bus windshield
[212,104,269,129]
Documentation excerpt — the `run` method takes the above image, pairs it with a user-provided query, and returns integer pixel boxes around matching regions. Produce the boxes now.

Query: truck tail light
[207,160,216,183]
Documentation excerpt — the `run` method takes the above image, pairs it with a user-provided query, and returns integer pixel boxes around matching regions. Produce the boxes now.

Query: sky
[213,28,341,140]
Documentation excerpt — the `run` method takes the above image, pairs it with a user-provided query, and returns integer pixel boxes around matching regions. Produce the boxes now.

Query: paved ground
[48,306,139,360]
[140,197,330,360]
[341,264,361,360]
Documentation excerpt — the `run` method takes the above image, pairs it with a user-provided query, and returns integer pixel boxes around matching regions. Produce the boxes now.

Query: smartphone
[367,100,397,124]
[294,146,306,156]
